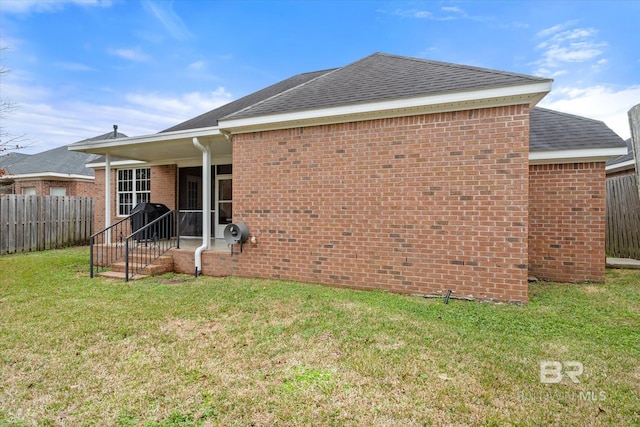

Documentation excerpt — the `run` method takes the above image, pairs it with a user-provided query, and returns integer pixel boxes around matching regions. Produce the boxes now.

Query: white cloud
[2,77,52,103]
[533,22,607,76]
[544,43,605,63]
[54,61,94,72]
[441,6,463,13]
[142,0,193,41]
[188,61,206,71]
[109,48,150,62]
[536,21,577,38]
[539,84,640,139]
[387,6,488,22]
[1,0,112,14]
[391,8,433,19]
[2,81,234,153]
[125,88,232,116]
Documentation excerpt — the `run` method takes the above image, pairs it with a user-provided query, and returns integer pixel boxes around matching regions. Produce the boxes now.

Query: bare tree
[1,47,28,158]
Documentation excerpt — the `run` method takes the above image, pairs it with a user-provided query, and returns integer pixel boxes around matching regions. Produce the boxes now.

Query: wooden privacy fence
[606,174,640,259]
[0,195,93,255]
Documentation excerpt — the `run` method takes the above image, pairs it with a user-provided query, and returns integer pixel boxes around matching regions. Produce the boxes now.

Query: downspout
[192,137,211,276]
[105,152,111,243]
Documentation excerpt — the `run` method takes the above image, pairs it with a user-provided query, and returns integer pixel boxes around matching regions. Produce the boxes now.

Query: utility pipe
[105,152,111,243]
[192,137,212,276]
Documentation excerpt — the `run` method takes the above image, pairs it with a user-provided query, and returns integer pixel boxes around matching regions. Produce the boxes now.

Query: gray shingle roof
[223,52,552,121]
[161,69,335,133]
[530,108,627,152]
[1,131,128,177]
[125,52,620,155]
[606,138,634,166]
[0,152,31,170]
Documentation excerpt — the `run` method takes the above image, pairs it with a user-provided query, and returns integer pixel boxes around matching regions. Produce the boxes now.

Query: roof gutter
[218,81,552,133]
[68,127,222,153]
[0,172,94,181]
[606,159,635,173]
[529,146,628,165]
[85,159,147,169]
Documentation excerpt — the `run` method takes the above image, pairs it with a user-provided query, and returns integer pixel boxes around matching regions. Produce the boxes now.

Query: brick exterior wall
[93,169,109,233]
[528,162,606,283]
[87,109,610,302]
[151,164,177,210]
[229,106,531,303]
[13,179,94,196]
[173,249,236,277]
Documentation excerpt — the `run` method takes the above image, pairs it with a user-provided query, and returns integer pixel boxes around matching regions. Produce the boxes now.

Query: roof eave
[85,159,148,169]
[219,81,552,133]
[529,147,629,165]
[606,159,636,173]
[68,126,222,154]
[0,172,94,181]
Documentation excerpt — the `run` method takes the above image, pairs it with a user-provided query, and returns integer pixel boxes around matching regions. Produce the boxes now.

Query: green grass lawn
[1,247,638,426]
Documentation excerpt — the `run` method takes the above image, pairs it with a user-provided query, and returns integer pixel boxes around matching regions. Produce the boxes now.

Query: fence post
[629,103,640,202]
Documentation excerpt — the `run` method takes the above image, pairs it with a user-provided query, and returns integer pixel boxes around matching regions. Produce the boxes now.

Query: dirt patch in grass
[583,285,604,294]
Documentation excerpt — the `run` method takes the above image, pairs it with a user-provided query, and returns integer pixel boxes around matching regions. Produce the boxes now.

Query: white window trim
[117,167,151,217]
[50,187,66,196]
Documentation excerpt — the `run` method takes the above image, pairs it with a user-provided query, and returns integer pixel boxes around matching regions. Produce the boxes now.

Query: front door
[215,174,232,238]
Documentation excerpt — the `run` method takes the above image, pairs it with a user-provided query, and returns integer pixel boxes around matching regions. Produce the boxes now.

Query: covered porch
[69,126,235,277]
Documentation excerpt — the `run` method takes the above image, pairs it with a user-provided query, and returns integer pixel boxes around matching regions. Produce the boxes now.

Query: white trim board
[68,127,222,153]
[218,82,552,133]
[606,159,635,173]
[0,172,95,181]
[529,147,628,165]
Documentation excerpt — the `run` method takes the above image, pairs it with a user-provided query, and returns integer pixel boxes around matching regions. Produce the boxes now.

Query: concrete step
[110,254,174,276]
[606,257,640,269]
[96,271,149,280]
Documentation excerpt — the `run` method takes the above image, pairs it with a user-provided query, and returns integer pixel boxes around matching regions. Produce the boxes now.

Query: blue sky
[1,0,639,154]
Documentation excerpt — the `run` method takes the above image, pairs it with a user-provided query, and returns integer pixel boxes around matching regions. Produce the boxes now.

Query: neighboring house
[606,138,635,177]
[0,130,127,196]
[0,153,30,194]
[69,53,627,303]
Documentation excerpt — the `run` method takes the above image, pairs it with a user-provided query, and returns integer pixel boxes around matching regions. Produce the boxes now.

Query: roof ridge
[219,67,339,121]
[161,68,340,132]
[223,52,555,122]
[371,52,551,82]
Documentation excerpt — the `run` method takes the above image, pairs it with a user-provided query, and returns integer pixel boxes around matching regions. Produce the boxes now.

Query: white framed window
[50,187,66,196]
[22,187,36,195]
[117,168,150,216]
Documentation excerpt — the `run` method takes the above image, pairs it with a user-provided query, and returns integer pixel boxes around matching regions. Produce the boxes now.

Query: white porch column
[105,152,111,242]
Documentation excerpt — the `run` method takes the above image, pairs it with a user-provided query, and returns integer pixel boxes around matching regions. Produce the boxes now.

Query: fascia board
[605,159,635,172]
[529,147,629,165]
[3,172,95,181]
[68,127,222,152]
[86,159,148,169]
[219,81,552,133]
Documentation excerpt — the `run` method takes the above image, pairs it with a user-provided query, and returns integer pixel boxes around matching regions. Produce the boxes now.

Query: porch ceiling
[70,132,231,163]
